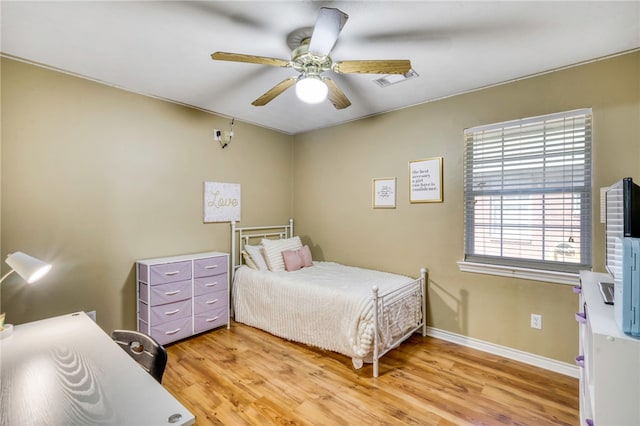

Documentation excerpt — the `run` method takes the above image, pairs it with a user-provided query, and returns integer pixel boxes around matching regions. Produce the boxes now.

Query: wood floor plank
[162,322,578,425]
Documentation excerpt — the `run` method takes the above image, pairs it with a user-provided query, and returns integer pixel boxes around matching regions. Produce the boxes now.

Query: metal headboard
[230,218,294,277]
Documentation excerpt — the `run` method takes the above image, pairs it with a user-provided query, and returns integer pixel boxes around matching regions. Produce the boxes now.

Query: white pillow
[241,250,258,270]
[244,244,269,271]
[261,236,303,272]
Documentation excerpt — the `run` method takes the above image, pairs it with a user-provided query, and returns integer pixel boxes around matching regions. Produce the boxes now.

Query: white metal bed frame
[230,219,427,377]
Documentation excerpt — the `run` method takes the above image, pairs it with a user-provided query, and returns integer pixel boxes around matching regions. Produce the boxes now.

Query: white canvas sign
[204,182,241,222]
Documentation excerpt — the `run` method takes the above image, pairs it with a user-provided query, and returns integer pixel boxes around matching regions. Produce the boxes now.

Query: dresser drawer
[194,306,228,333]
[194,289,226,315]
[139,279,192,306]
[136,252,230,344]
[148,261,192,285]
[140,316,192,345]
[194,256,227,278]
[194,274,227,296]
[139,298,192,325]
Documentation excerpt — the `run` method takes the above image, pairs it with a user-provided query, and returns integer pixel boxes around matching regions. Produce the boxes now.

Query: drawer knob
[165,309,180,315]
[205,282,218,287]
[165,328,181,335]
[206,299,219,305]
[206,316,220,322]
[164,271,180,276]
[205,265,218,269]
[164,290,181,296]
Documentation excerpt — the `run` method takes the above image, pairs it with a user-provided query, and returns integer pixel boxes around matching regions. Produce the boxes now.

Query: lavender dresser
[136,251,229,345]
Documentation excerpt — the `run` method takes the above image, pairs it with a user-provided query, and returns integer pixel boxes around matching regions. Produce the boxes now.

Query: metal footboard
[372,268,427,377]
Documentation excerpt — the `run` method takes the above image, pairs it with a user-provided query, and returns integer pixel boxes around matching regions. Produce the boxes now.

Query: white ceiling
[2,1,639,135]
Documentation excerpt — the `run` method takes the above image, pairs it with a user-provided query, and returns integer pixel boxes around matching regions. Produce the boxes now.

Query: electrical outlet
[531,313,542,330]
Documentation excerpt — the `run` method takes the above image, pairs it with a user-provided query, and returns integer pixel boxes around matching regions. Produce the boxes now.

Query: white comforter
[232,261,422,362]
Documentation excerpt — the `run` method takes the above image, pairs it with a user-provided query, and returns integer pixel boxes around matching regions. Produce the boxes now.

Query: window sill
[457,261,580,285]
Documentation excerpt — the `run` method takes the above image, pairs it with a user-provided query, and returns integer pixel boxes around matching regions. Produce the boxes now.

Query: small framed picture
[373,177,396,209]
[409,157,443,203]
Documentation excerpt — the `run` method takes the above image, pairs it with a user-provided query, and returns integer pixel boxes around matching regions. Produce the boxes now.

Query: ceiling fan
[211,7,412,110]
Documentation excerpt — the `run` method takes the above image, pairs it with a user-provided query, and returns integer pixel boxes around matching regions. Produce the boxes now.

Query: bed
[230,219,427,377]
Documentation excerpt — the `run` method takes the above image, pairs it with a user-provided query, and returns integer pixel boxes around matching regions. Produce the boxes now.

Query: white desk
[0,312,195,425]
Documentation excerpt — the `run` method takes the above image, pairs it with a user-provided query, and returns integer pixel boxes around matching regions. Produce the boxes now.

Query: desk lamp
[0,251,52,337]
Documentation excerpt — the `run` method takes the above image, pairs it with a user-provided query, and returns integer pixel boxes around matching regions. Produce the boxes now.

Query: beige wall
[2,52,638,365]
[292,52,640,363]
[1,58,294,333]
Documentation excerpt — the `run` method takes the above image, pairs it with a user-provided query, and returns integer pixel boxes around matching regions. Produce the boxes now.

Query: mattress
[232,261,422,362]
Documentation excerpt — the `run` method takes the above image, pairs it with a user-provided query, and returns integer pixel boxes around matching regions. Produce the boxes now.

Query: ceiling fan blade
[333,60,412,75]
[211,52,290,68]
[324,78,351,110]
[251,77,297,106]
[308,7,348,57]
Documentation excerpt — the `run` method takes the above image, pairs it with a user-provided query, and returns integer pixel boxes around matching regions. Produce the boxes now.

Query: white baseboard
[426,326,580,378]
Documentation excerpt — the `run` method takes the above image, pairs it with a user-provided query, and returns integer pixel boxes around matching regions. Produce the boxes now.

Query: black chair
[111,330,168,383]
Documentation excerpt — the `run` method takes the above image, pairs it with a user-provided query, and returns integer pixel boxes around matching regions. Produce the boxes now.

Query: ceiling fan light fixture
[295,75,328,104]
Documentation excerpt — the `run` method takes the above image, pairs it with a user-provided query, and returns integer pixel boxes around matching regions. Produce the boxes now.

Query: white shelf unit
[577,270,640,426]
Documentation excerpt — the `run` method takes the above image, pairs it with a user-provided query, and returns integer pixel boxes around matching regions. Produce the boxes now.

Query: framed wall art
[373,177,396,209]
[204,181,241,222]
[409,157,443,203]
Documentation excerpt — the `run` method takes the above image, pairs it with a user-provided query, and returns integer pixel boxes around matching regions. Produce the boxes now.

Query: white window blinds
[463,109,592,273]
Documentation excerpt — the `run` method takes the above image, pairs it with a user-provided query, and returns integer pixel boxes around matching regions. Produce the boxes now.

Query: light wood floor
[163,322,579,425]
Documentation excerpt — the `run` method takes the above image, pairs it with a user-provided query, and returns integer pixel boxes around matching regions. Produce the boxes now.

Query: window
[463,109,592,275]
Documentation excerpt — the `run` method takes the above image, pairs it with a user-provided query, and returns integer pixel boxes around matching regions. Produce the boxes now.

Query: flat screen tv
[605,177,640,279]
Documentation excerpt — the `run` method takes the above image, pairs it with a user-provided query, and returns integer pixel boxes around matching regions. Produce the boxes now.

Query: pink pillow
[282,245,313,271]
